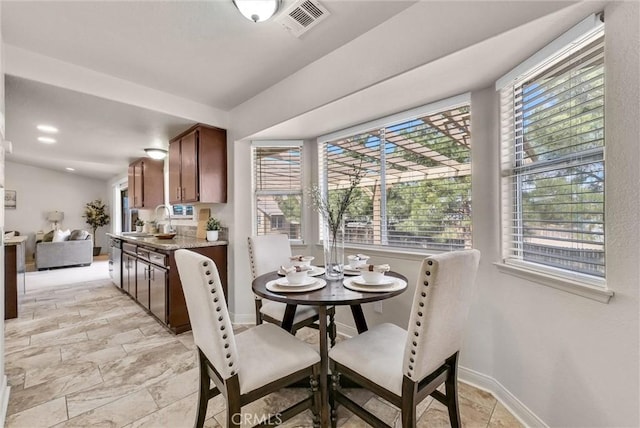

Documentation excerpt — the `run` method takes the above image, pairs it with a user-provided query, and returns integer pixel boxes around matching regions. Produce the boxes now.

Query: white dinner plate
[343,267,361,276]
[275,276,317,287]
[351,276,396,287]
[342,277,407,293]
[266,279,327,293]
[278,266,325,277]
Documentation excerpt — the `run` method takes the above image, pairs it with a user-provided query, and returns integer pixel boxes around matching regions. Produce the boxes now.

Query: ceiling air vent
[276,0,330,38]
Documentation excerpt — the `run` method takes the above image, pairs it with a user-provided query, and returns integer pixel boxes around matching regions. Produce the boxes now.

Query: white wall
[228,2,639,426]
[4,161,109,259]
[0,2,10,423]
[466,3,639,426]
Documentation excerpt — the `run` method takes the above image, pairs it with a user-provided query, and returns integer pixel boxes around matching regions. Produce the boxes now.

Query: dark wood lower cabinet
[113,239,227,334]
[167,246,227,333]
[136,259,150,310]
[149,263,167,323]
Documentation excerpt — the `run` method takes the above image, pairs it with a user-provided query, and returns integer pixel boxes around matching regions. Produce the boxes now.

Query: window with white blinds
[252,143,303,240]
[499,26,605,282]
[319,99,472,251]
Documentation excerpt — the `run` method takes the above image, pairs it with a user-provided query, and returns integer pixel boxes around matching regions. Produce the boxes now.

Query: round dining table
[252,269,408,428]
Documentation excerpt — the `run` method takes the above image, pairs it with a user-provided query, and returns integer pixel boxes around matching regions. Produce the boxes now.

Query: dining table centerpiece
[310,164,364,280]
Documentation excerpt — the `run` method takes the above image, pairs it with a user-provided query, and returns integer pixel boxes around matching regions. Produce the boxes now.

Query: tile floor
[4,275,523,427]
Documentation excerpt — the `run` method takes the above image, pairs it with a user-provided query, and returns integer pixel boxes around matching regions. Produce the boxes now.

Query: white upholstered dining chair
[175,249,321,428]
[247,234,336,344]
[328,249,481,428]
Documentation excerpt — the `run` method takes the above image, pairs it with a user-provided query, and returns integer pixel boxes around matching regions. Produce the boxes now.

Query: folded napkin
[290,255,313,261]
[356,263,391,273]
[281,265,313,274]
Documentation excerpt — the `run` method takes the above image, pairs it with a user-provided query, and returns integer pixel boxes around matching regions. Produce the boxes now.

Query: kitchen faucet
[155,205,174,233]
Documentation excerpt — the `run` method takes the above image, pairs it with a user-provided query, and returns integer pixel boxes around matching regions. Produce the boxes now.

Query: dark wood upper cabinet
[128,158,164,209]
[169,124,227,204]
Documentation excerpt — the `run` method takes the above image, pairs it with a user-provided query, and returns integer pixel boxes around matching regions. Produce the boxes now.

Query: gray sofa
[35,233,93,270]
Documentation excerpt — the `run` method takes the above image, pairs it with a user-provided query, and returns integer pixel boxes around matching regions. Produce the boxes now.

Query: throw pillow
[69,230,90,241]
[52,229,71,243]
[42,230,55,242]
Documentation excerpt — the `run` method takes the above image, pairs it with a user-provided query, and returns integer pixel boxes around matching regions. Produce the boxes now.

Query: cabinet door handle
[182,187,186,200]
[176,187,181,200]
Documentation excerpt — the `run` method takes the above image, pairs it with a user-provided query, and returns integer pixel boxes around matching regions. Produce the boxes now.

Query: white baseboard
[335,321,357,338]
[0,375,10,427]
[458,366,547,428]
[231,312,256,325]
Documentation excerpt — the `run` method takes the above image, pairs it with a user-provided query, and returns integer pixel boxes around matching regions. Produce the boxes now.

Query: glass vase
[323,219,345,280]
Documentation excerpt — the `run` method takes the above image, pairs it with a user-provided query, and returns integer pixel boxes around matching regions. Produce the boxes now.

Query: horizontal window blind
[320,102,472,251]
[501,31,605,280]
[253,145,303,240]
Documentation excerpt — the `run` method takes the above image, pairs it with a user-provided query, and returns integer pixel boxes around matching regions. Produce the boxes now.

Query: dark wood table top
[252,269,409,306]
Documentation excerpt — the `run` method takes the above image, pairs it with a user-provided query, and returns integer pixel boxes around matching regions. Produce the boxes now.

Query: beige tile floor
[5,276,523,428]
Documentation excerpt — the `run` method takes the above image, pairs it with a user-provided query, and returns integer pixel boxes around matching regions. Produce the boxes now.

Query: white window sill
[314,241,432,262]
[494,262,613,303]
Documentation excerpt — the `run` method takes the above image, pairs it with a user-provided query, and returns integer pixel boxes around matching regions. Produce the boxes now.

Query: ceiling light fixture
[232,0,280,23]
[37,124,59,133]
[144,148,168,160]
[65,167,75,171]
[38,136,57,144]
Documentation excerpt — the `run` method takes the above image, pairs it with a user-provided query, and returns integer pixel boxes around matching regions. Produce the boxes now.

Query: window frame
[496,13,612,301]
[251,140,305,244]
[317,93,472,253]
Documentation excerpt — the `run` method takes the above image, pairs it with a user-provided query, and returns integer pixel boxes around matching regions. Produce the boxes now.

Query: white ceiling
[5,75,195,180]
[2,0,414,110]
[2,0,602,181]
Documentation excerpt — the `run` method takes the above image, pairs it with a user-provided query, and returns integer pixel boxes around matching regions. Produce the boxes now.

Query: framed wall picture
[5,190,16,209]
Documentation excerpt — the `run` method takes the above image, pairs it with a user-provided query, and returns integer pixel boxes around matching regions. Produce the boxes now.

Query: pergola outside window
[319,99,472,251]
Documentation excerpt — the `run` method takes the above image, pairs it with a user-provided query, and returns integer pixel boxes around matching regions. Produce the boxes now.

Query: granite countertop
[107,233,228,251]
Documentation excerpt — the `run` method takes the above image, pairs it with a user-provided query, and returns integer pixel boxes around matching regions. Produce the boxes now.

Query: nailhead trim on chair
[406,258,436,379]
[201,259,236,376]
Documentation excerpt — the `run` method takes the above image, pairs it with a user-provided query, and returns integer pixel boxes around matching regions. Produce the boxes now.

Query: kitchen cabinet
[110,236,227,334]
[169,124,227,204]
[136,258,150,310]
[122,243,137,297]
[128,158,164,209]
[149,262,167,323]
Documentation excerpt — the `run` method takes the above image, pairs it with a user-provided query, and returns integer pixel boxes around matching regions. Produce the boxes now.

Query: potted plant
[134,218,145,232]
[206,217,221,242]
[83,199,110,256]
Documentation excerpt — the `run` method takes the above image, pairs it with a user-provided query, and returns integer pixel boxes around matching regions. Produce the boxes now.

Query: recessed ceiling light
[37,125,58,133]
[65,167,75,171]
[38,136,57,144]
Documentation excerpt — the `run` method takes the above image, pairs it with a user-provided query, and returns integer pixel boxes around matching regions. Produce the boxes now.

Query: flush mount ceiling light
[38,136,57,144]
[233,0,280,23]
[144,148,168,160]
[37,124,58,133]
[65,167,75,171]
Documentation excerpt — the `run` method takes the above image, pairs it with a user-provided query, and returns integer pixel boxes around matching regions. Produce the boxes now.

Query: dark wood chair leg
[328,309,337,347]
[401,376,417,428]
[195,349,210,428]
[329,364,340,428]
[226,376,242,428]
[444,352,461,428]
[254,299,263,325]
[311,364,321,428]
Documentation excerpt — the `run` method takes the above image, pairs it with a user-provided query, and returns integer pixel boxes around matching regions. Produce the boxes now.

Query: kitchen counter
[107,232,228,333]
[107,233,227,251]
